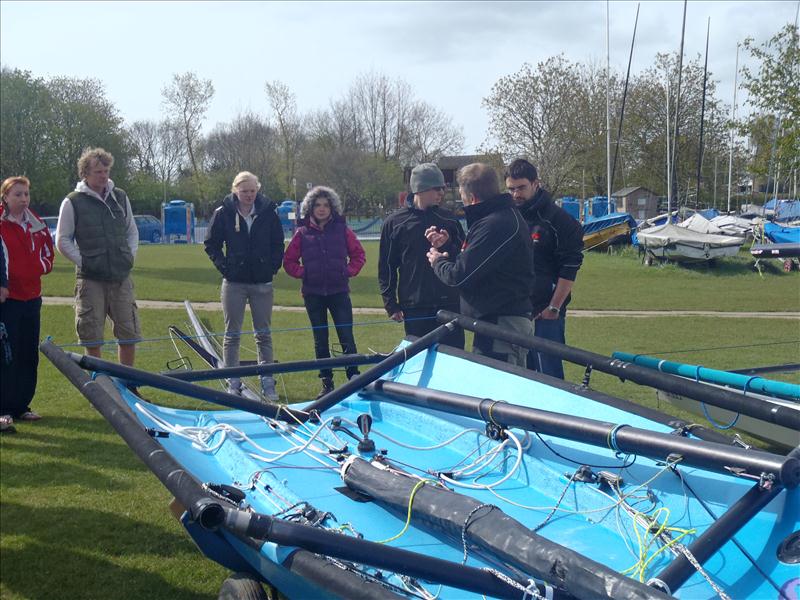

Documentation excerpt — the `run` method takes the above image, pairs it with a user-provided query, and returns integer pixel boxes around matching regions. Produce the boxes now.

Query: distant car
[134,215,162,243]
[41,216,58,238]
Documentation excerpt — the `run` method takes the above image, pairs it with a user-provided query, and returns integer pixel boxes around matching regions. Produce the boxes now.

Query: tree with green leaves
[740,23,799,196]
[0,67,128,214]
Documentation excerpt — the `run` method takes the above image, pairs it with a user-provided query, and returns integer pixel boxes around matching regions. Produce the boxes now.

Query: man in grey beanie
[378,163,465,348]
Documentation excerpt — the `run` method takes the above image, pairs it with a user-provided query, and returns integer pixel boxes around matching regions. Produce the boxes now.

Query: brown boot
[316,377,335,399]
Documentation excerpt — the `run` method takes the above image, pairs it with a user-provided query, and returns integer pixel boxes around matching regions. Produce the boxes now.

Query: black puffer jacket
[204,193,284,283]
[378,205,465,315]
[517,188,584,314]
[432,193,533,320]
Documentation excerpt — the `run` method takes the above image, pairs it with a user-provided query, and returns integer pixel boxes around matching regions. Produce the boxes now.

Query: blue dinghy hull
[42,340,800,599]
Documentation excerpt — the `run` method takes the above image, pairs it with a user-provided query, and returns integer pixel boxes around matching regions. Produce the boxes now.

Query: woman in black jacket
[204,171,284,400]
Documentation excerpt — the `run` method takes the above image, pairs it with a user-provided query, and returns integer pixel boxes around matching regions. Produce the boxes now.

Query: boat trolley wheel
[217,572,275,600]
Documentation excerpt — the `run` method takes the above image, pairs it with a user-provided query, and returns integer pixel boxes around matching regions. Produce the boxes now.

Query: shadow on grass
[1,503,212,600]
[0,453,136,491]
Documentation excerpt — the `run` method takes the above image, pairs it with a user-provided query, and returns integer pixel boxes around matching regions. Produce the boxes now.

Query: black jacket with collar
[517,188,584,314]
[378,204,465,315]
[204,193,285,284]
[432,193,533,320]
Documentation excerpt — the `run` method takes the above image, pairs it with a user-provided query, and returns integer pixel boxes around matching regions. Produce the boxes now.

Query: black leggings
[304,292,359,379]
[0,297,42,417]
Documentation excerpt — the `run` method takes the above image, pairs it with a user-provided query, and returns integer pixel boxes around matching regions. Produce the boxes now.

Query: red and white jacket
[0,206,54,300]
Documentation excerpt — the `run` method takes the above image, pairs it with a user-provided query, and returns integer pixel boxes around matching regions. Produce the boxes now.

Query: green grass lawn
[41,241,800,311]
[3,242,799,599]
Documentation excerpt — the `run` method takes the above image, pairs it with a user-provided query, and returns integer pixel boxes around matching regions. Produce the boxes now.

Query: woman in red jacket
[283,186,365,398]
[0,176,54,432]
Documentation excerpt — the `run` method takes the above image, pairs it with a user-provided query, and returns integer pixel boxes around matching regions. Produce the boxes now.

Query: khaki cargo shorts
[75,277,141,347]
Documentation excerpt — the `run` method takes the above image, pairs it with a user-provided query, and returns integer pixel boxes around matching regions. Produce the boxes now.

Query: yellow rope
[621,506,696,581]
[376,479,429,544]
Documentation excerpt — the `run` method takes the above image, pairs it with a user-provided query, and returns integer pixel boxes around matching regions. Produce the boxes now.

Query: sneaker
[18,411,42,422]
[226,379,243,396]
[0,415,15,434]
[315,377,335,400]
[260,376,279,402]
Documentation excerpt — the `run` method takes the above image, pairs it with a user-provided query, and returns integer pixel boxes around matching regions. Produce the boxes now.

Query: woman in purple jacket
[283,186,366,398]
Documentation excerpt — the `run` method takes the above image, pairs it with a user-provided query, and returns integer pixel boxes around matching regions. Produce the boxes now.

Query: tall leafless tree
[161,72,214,176]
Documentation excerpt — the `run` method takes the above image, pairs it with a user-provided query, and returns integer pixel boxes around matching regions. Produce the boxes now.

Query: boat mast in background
[695,17,711,210]
[666,80,671,211]
[670,0,688,212]
[610,3,640,197]
[726,43,740,214]
[605,0,612,214]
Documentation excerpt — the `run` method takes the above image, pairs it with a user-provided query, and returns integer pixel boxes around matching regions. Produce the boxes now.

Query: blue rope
[700,402,740,430]
[607,424,628,454]
[48,314,434,350]
[742,375,759,394]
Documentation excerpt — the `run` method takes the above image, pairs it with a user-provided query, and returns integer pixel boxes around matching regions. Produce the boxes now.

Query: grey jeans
[472,314,533,367]
[221,280,274,368]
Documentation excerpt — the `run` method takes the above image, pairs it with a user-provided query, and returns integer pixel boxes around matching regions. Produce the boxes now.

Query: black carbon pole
[47,344,307,422]
[367,380,800,488]
[652,447,800,594]
[163,353,388,382]
[437,310,800,430]
[301,320,458,420]
[224,512,563,600]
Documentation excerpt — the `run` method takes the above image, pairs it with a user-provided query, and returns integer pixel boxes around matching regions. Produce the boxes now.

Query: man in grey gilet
[56,147,141,366]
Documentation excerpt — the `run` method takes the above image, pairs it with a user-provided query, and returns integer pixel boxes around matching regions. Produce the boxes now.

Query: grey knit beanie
[409,163,445,193]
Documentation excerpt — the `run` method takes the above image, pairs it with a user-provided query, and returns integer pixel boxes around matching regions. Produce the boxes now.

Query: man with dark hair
[378,162,465,349]
[505,158,583,379]
[427,163,534,366]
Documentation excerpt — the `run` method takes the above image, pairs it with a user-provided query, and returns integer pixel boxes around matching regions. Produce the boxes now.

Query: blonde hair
[1,176,30,200]
[231,171,261,194]
[78,147,114,179]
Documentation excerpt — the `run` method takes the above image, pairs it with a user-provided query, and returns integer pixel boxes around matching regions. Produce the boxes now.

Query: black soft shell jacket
[518,188,584,314]
[432,194,534,320]
[378,205,465,315]
[204,193,285,283]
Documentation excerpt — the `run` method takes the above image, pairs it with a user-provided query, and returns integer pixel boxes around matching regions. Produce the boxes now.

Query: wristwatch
[546,305,560,315]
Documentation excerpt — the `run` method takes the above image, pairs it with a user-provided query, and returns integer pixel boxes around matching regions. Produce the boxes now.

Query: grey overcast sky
[1,1,797,151]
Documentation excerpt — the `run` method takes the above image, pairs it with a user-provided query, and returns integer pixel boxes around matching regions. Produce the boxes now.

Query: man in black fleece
[427,163,534,366]
[505,159,583,379]
[378,163,465,349]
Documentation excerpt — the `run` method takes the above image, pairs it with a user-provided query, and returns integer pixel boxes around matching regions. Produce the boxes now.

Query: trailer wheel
[218,572,273,600]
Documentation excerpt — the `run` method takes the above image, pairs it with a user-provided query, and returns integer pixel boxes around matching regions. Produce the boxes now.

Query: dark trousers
[304,292,359,380]
[527,314,566,380]
[402,306,465,350]
[0,297,42,417]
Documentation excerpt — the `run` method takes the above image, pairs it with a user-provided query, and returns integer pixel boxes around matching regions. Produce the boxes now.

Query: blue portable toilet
[277,200,297,237]
[559,197,580,221]
[584,196,616,220]
[161,200,195,243]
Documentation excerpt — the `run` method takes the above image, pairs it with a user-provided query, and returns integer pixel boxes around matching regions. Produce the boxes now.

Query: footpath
[42,297,799,319]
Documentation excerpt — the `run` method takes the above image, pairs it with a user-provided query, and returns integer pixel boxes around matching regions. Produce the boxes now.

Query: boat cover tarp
[697,208,720,220]
[765,221,800,244]
[582,211,637,234]
[711,215,755,235]
[775,199,800,222]
[678,213,726,235]
[637,223,745,249]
